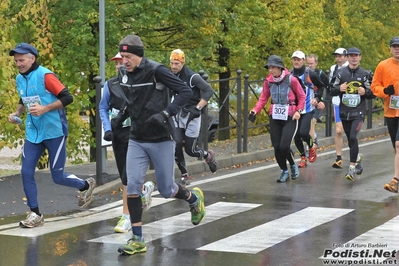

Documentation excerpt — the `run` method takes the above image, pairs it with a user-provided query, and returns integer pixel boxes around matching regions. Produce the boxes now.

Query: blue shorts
[333,105,342,123]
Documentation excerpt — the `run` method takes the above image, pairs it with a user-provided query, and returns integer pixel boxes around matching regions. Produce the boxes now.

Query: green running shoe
[190,187,206,225]
[117,235,146,255]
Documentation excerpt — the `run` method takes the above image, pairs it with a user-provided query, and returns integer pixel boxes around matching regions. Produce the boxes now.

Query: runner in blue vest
[8,43,96,228]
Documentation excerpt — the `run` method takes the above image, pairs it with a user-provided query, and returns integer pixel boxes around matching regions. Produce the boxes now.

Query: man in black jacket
[115,35,206,256]
[330,47,374,181]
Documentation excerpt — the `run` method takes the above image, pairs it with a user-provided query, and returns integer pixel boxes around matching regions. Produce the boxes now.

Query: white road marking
[88,202,261,244]
[197,207,354,254]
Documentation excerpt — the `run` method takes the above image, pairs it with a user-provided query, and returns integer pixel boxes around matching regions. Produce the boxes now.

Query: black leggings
[342,119,363,163]
[294,112,314,155]
[270,118,298,170]
[112,138,128,186]
[174,128,206,175]
[385,117,399,149]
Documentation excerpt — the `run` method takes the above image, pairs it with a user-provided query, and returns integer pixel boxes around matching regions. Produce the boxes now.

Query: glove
[383,85,395,95]
[111,106,128,129]
[187,106,201,122]
[248,111,256,122]
[103,130,113,141]
[146,112,168,126]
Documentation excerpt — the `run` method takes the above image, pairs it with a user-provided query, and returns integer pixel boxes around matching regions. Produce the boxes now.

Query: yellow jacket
[371,57,399,117]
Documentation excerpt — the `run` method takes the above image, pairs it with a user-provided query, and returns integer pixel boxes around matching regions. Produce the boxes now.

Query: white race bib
[272,104,289,120]
[342,94,361,107]
[389,95,399,109]
[21,95,42,114]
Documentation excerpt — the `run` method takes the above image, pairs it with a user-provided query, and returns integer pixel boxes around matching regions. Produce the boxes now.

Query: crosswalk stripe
[197,207,354,254]
[88,202,262,244]
[320,215,399,262]
[0,198,174,237]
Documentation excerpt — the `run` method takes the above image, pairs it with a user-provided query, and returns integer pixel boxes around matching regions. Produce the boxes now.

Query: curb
[93,126,389,195]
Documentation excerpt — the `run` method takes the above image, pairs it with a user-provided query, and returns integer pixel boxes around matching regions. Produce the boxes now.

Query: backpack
[290,67,316,93]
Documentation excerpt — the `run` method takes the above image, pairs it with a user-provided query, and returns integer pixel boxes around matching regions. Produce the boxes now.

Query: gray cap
[264,55,285,69]
[390,36,399,46]
[347,47,361,55]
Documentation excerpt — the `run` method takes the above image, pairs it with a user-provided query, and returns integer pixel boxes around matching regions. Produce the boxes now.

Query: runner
[329,48,349,169]
[371,36,399,193]
[249,55,305,182]
[290,51,325,168]
[330,47,374,181]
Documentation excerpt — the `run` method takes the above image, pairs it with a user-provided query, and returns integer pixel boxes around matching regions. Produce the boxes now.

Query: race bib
[389,95,399,109]
[342,94,361,107]
[21,95,42,114]
[272,104,289,120]
[110,108,131,128]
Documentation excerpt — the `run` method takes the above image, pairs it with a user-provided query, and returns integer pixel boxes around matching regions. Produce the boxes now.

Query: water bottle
[12,116,22,124]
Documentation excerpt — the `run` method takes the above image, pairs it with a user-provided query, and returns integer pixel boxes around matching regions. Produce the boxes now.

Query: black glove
[187,106,201,121]
[248,111,256,122]
[384,85,395,95]
[146,112,168,126]
[103,130,113,141]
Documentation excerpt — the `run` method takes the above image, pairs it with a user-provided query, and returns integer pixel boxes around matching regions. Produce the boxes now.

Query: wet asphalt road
[0,137,399,266]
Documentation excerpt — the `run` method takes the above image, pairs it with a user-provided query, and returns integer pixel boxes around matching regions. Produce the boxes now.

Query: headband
[119,44,144,57]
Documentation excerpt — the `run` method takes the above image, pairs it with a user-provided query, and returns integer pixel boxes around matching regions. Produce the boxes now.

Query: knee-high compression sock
[127,196,143,237]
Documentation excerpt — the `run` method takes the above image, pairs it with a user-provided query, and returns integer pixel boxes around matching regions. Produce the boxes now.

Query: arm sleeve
[253,80,271,113]
[155,65,192,116]
[191,74,214,101]
[371,64,389,99]
[99,81,112,132]
[309,71,324,102]
[330,72,342,96]
[44,73,73,106]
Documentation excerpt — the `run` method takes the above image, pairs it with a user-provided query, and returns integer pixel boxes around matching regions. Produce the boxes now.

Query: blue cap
[9,43,38,57]
[347,47,361,55]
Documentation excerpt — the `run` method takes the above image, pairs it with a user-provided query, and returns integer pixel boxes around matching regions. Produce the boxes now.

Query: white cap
[111,52,122,61]
[332,48,347,55]
[291,50,306,59]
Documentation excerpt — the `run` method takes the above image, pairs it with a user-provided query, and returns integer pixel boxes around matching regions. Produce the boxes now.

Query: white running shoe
[141,181,155,211]
[20,212,44,228]
[78,177,96,208]
[114,215,131,233]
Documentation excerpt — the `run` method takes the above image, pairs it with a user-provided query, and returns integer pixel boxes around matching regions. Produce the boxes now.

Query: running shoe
[141,181,155,211]
[179,173,191,186]
[277,171,289,183]
[298,156,308,168]
[205,150,217,173]
[355,153,364,175]
[308,146,317,163]
[290,164,299,180]
[114,216,131,233]
[332,159,343,169]
[345,167,356,181]
[190,187,206,225]
[78,177,96,208]
[19,212,44,228]
[117,235,146,255]
[384,179,398,193]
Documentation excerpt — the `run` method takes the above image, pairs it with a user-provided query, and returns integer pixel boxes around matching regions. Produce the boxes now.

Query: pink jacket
[253,69,306,116]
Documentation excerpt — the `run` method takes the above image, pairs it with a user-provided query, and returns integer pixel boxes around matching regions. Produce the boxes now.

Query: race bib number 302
[272,104,289,120]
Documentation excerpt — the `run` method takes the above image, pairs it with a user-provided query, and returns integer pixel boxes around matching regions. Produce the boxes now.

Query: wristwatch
[296,109,302,114]
[196,105,202,111]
